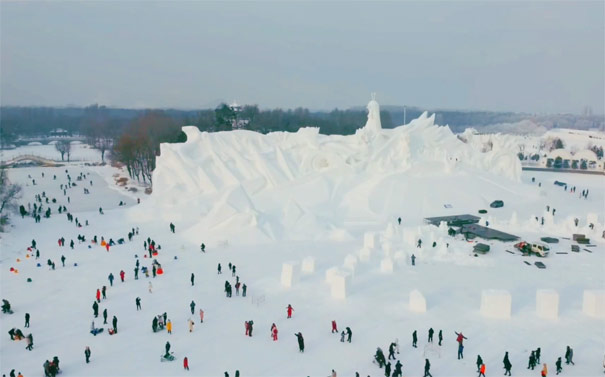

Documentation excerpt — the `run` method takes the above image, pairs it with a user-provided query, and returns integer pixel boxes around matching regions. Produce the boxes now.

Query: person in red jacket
[183,356,189,370]
[95,289,100,303]
[331,320,338,333]
[119,270,125,282]
[478,363,486,377]
[287,304,294,319]
[271,323,278,341]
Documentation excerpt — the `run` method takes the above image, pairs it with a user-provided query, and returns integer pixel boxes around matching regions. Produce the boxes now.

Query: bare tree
[55,140,71,161]
[0,167,22,231]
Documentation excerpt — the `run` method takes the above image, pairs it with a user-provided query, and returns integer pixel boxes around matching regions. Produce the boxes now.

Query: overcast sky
[1,1,603,114]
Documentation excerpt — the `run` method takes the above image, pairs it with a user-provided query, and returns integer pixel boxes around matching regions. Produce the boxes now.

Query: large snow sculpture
[330,271,351,299]
[280,262,299,288]
[409,289,427,313]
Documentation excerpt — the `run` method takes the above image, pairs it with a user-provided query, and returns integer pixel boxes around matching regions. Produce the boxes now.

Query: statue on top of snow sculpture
[364,92,382,133]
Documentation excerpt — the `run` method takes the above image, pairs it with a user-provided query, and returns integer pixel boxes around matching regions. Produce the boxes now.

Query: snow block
[409,289,427,313]
[325,267,339,284]
[280,262,299,288]
[582,290,605,319]
[536,289,559,320]
[380,258,394,273]
[358,247,372,262]
[382,241,393,256]
[301,257,315,274]
[344,254,358,269]
[330,272,351,300]
[480,290,511,320]
[364,232,378,249]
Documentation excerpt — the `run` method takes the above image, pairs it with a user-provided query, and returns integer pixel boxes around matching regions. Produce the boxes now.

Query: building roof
[424,214,481,227]
[460,224,519,242]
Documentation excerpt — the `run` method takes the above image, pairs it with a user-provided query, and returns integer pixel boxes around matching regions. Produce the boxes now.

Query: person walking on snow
[102,286,106,300]
[167,319,172,334]
[103,308,108,324]
[476,355,484,372]
[478,363,486,377]
[188,319,195,332]
[503,351,512,376]
[438,329,443,346]
[217,263,222,274]
[455,331,467,359]
[112,316,118,333]
[92,301,99,317]
[190,273,195,286]
[541,363,548,377]
[565,346,574,365]
[556,357,562,375]
[331,320,338,333]
[388,342,396,360]
[190,300,196,315]
[84,346,91,363]
[96,289,101,303]
[136,297,141,310]
[424,359,433,377]
[340,331,346,342]
[287,304,294,318]
[24,313,30,328]
[412,330,418,348]
[428,328,434,343]
[271,323,278,341]
[199,309,204,323]
[119,270,125,282]
[346,327,352,343]
[165,341,171,357]
[183,356,189,370]
[170,223,175,233]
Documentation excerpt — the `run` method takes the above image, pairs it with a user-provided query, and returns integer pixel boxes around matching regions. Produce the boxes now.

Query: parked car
[515,241,549,257]
[490,200,504,208]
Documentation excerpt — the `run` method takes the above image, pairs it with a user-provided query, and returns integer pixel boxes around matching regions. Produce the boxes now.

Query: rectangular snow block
[280,262,299,288]
[364,232,377,249]
[330,272,351,300]
[582,290,605,319]
[536,289,559,320]
[480,289,512,320]
[358,247,372,262]
[380,258,394,273]
[344,254,358,269]
[409,289,427,313]
[301,257,315,274]
[325,267,339,284]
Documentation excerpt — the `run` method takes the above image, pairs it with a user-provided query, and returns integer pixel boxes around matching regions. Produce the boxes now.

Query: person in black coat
[112,316,118,333]
[428,328,434,343]
[84,346,91,363]
[92,301,99,317]
[503,351,512,376]
[384,362,391,377]
[295,332,304,352]
[24,313,30,328]
[165,341,171,357]
[424,359,433,377]
[556,357,563,375]
[191,273,195,286]
[346,327,352,343]
[103,309,108,324]
[412,330,418,348]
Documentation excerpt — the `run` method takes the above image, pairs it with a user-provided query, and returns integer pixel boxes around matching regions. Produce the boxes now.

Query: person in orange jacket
[167,319,172,334]
[478,363,486,377]
[541,363,548,377]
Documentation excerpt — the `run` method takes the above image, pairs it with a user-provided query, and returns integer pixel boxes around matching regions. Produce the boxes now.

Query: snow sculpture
[301,257,315,274]
[409,289,427,313]
[536,289,559,320]
[280,262,299,288]
[380,258,394,273]
[364,232,378,249]
[330,271,351,300]
[480,290,512,319]
[363,92,382,133]
[325,267,339,284]
[582,290,605,319]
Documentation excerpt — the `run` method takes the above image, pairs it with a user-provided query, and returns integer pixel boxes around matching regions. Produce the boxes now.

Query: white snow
[329,272,351,300]
[280,262,299,288]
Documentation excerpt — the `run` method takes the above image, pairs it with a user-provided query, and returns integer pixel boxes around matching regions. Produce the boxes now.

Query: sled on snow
[160,352,175,362]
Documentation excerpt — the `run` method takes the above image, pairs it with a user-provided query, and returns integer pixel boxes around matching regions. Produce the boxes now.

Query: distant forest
[1,104,602,183]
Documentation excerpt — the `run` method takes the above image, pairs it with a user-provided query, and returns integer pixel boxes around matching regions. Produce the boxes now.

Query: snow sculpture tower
[364,92,382,132]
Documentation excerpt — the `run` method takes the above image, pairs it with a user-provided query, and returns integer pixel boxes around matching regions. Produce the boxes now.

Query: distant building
[229,101,249,130]
[543,148,602,170]
[49,128,70,137]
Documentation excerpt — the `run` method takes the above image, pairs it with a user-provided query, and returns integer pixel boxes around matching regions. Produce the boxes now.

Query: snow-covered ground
[1,114,604,377]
